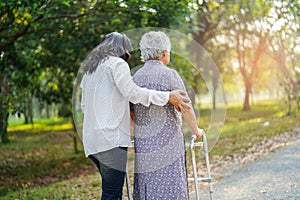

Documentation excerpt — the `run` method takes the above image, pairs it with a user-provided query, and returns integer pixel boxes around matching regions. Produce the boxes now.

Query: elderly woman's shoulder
[157,67,180,81]
[168,68,180,75]
[156,66,179,78]
[168,68,183,80]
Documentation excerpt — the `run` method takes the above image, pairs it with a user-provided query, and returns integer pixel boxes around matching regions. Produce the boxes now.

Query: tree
[0,0,96,143]
[263,0,300,114]
[189,0,233,109]
[224,0,272,110]
[0,45,27,143]
[0,0,192,145]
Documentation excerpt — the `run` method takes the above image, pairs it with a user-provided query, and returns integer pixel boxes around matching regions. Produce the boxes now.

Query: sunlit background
[0,0,299,199]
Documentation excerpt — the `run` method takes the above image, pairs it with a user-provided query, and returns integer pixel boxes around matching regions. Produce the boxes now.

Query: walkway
[191,136,300,200]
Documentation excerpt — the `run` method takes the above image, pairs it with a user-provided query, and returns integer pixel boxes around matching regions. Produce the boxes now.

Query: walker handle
[191,134,197,141]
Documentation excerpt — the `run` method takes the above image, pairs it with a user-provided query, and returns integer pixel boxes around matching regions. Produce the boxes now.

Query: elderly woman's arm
[171,69,203,139]
[181,103,203,139]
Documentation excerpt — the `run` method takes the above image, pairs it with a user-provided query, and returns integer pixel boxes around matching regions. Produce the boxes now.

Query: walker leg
[190,136,200,200]
[126,171,132,200]
[202,133,213,200]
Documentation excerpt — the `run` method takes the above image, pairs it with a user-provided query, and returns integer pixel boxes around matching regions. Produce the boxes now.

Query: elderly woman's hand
[195,128,204,139]
[169,90,191,112]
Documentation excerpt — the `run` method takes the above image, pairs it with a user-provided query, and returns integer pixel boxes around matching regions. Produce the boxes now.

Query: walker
[125,131,213,200]
[188,132,214,200]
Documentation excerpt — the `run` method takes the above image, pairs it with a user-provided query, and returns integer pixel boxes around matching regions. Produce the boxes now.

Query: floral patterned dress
[131,60,188,200]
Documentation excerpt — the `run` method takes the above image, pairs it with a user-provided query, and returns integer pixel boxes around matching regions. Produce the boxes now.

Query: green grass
[1,174,102,200]
[1,100,299,199]
[211,101,299,157]
[8,117,73,132]
[0,118,93,198]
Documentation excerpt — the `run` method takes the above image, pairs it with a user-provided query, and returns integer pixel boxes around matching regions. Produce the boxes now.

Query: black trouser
[89,147,128,200]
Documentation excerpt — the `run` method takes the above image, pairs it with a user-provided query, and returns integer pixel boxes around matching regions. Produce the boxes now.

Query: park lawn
[1,100,299,199]
[1,173,102,200]
[212,101,299,157]
[0,118,95,198]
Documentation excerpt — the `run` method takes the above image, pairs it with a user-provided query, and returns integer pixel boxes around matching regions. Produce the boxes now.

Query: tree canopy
[0,0,191,143]
[1,0,299,143]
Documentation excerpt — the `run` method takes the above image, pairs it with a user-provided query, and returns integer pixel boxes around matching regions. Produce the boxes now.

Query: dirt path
[190,125,300,200]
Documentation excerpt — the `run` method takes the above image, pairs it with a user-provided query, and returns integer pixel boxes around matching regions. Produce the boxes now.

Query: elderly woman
[131,31,203,199]
[80,32,190,200]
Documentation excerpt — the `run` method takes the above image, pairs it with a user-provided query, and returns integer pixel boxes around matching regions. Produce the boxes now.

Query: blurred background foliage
[0,0,299,143]
[0,0,300,198]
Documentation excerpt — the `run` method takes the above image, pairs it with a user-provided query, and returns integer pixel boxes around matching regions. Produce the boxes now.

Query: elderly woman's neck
[150,58,168,66]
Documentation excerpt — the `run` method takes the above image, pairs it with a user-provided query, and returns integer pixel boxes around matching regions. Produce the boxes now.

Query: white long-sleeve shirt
[80,56,170,156]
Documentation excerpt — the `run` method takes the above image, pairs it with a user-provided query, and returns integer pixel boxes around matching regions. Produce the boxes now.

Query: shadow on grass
[0,129,94,197]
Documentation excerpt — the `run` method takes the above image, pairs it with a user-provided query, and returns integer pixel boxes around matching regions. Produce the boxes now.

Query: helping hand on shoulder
[169,90,191,112]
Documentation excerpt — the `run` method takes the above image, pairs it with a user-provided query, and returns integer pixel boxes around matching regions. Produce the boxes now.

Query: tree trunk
[212,68,219,110]
[24,100,29,124]
[277,37,296,114]
[28,94,33,124]
[212,87,216,110]
[0,75,10,143]
[71,117,79,154]
[1,112,9,144]
[24,93,34,124]
[243,78,251,111]
[46,103,50,118]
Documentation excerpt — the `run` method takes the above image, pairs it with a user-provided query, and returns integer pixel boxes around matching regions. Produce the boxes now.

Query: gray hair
[139,31,171,61]
[82,32,131,74]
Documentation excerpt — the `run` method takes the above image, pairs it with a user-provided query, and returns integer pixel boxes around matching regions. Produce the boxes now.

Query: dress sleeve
[111,58,170,107]
[170,69,187,92]
[170,69,199,134]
